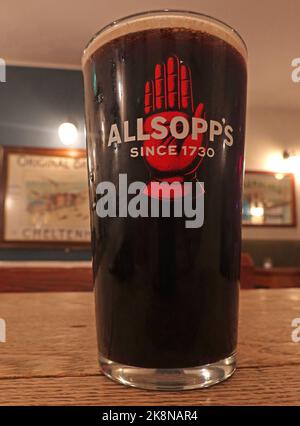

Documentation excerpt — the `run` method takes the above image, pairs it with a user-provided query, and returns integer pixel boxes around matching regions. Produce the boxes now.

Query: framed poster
[242,170,296,227]
[0,146,91,247]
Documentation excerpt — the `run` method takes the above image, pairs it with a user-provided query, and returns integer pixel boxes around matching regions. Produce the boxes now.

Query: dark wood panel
[0,265,93,292]
[240,253,256,289]
[241,253,300,289]
[1,257,299,292]
[252,268,300,289]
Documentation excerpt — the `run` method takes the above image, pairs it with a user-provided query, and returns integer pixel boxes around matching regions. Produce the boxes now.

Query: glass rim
[82,9,248,66]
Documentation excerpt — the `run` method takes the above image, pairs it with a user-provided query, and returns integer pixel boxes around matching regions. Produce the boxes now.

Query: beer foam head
[82,10,247,68]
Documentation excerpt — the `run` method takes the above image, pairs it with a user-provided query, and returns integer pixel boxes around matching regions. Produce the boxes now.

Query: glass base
[100,353,236,390]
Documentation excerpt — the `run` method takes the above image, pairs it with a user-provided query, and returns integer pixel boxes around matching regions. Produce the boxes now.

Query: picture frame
[242,170,297,227]
[0,146,91,248]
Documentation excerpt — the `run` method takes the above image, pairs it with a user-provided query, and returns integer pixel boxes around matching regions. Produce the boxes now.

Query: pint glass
[82,10,247,390]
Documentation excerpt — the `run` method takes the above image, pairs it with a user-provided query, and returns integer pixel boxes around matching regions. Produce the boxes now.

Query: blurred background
[0,0,300,290]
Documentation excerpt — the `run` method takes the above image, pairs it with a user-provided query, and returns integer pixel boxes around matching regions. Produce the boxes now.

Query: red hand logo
[143,56,205,180]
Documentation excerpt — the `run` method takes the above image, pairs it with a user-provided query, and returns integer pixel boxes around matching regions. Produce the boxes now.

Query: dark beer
[83,11,247,390]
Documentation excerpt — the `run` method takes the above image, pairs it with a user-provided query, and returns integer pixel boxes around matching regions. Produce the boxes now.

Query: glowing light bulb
[58,122,78,146]
[250,206,264,218]
[286,155,300,174]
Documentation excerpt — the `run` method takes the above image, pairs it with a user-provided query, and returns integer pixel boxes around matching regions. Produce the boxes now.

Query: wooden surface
[0,289,300,405]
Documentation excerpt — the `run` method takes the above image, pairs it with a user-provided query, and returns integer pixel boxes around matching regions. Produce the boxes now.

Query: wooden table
[0,289,300,406]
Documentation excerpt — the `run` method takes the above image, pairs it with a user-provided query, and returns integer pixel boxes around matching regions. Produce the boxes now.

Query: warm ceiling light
[58,122,78,146]
[283,150,300,176]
